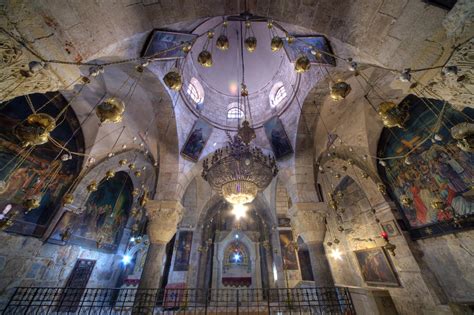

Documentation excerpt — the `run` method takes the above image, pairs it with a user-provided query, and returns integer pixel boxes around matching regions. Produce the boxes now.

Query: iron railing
[2,286,356,314]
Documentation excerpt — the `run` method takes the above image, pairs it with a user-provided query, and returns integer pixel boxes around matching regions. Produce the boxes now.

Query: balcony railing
[3,286,356,314]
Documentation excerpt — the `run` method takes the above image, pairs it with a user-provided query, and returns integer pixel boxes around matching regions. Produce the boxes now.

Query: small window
[227,102,244,119]
[269,82,287,108]
[186,77,204,104]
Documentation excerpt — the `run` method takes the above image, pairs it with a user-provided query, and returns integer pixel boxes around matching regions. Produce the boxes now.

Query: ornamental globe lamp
[96,97,125,123]
[14,113,56,147]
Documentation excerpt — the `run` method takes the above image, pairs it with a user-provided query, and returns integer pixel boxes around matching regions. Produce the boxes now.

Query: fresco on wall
[173,231,193,271]
[354,247,399,286]
[0,93,84,237]
[264,116,293,159]
[283,35,336,66]
[143,30,197,60]
[181,118,213,162]
[49,171,133,253]
[378,94,474,239]
[279,230,299,270]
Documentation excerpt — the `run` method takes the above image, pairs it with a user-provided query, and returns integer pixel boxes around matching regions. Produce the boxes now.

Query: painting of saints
[181,119,213,162]
[355,247,399,286]
[49,171,133,252]
[377,94,473,237]
[279,230,299,270]
[173,231,193,271]
[264,116,293,159]
[0,93,84,237]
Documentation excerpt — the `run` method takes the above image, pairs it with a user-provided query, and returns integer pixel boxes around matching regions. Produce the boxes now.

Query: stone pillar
[139,200,183,289]
[134,200,182,314]
[290,202,334,286]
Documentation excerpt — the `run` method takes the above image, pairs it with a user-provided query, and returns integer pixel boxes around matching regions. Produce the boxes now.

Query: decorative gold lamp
[96,97,125,123]
[163,70,182,91]
[295,56,311,73]
[14,113,56,147]
[330,81,351,100]
[377,101,409,128]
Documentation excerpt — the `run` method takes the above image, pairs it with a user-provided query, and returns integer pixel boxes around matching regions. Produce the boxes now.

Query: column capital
[289,202,327,243]
[145,200,183,244]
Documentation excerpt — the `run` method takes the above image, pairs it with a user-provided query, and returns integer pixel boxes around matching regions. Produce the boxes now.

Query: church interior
[0,0,473,314]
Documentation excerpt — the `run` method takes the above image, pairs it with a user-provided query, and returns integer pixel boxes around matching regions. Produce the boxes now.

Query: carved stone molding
[0,33,64,101]
[420,38,474,110]
[145,200,183,244]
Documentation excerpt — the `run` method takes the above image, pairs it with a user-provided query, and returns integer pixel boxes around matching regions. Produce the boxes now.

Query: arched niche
[46,150,157,252]
[48,171,134,253]
[213,230,260,290]
[0,92,84,237]
[377,95,474,239]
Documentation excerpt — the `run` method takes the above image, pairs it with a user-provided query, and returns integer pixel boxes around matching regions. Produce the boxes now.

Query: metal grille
[3,286,356,314]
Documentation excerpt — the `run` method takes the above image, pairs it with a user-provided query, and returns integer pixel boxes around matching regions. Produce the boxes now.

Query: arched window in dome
[186,77,204,105]
[269,82,287,108]
[227,102,244,119]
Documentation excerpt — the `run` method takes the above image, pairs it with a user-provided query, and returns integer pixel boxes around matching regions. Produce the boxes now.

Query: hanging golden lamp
[23,196,41,211]
[198,50,213,67]
[96,97,125,123]
[295,55,311,73]
[271,36,283,52]
[330,81,351,101]
[431,197,444,210]
[134,170,142,177]
[400,195,412,207]
[62,193,74,205]
[377,101,409,128]
[119,159,128,166]
[163,70,182,91]
[14,113,56,147]
[87,181,98,193]
[132,188,140,197]
[377,183,387,195]
[245,37,257,52]
[182,42,192,53]
[128,163,136,170]
[139,190,148,207]
[216,35,230,50]
[450,122,473,153]
[105,170,115,180]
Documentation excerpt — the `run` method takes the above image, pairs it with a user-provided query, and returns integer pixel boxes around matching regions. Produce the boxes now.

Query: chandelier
[201,133,278,205]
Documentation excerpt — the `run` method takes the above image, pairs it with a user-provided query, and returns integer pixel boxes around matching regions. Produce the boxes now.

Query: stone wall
[0,232,126,309]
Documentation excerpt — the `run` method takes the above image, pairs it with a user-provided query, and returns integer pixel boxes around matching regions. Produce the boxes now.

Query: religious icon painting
[377,94,474,239]
[181,118,213,162]
[173,231,193,271]
[354,247,399,287]
[142,30,197,60]
[263,116,293,160]
[282,35,336,66]
[48,171,133,253]
[279,230,299,270]
[381,220,400,237]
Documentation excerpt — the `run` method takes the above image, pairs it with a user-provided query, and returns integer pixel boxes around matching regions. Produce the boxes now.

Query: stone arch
[64,149,157,215]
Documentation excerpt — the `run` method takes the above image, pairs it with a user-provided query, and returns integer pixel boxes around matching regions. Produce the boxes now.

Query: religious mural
[279,230,299,270]
[181,118,213,162]
[354,247,399,286]
[143,30,197,60]
[173,231,193,271]
[264,116,293,159]
[283,35,336,66]
[0,93,84,237]
[378,95,473,239]
[49,171,133,253]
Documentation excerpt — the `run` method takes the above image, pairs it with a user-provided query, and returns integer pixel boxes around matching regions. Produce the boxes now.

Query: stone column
[139,200,183,289]
[134,200,182,313]
[289,202,334,286]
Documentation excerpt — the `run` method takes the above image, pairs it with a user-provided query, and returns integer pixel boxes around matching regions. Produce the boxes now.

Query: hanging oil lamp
[330,81,351,101]
[295,55,311,73]
[14,113,56,147]
[87,181,98,193]
[105,170,115,180]
[163,70,182,91]
[23,195,41,212]
[63,193,74,205]
[377,101,409,128]
[96,97,125,123]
